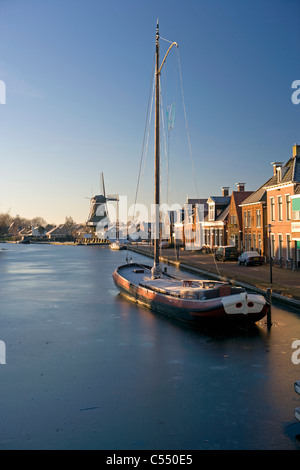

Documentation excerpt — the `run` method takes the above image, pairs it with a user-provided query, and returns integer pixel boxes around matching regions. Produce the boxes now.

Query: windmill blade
[107,194,119,201]
[100,172,109,221]
[100,172,106,199]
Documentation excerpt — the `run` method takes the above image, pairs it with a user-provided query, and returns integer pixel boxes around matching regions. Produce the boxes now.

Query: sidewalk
[128,245,300,308]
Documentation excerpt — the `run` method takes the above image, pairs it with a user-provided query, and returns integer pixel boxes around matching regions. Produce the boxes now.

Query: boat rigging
[112,22,270,327]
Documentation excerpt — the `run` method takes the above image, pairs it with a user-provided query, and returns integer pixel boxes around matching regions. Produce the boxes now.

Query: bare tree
[0,212,51,237]
[0,212,12,235]
[65,216,77,237]
[31,216,47,227]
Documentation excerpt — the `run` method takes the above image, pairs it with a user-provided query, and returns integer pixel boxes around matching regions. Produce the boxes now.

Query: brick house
[202,187,231,250]
[264,144,300,267]
[227,183,253,252]
[171,199,208,250]
[184,198,208,250]
[239,181,270,256]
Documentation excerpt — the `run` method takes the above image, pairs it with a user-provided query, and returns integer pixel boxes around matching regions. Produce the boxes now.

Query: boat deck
[117,263,245,300]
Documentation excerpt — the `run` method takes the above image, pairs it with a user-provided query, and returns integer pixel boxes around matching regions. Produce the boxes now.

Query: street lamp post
[268,224,273,284]
[267,223,273,327]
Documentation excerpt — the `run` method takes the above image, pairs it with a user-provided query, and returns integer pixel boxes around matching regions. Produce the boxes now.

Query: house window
[287,234,291,259]
[208,204,215,221]
[258,233,262,254]
[247,211,251,228]
[211,229,216,246]
[256,209,261,228]
[230,214,236,225]
[244,211,247,228]
[244,234,249,251]
[286,195,291,220]
[271,233,275,258]
[253,233,256,250]
[278,196,282,221]
[219,229,223,246]
[278,234,283,259]
[270,197,275,221]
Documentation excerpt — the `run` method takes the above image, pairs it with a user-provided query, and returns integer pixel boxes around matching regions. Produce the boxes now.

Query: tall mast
[152,21,178,279]
[153,19,160,274]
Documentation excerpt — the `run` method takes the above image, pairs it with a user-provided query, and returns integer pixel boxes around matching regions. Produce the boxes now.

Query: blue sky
[0,0,299,224]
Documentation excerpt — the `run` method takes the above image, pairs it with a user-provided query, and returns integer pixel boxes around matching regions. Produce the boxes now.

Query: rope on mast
[176,47,200,200]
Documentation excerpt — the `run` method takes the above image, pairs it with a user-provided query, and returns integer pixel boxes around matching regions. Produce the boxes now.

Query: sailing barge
[113,22,270,327]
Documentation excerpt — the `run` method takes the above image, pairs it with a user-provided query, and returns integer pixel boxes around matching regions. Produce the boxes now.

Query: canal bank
[127,245,300,311]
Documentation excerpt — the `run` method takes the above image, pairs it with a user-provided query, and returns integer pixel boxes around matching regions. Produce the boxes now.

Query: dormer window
[209,203,215,221]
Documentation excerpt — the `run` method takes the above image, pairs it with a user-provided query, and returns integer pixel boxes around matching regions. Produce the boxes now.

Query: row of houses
[4,144,300,268]
[6,223,85,241]
[166,144,300,268]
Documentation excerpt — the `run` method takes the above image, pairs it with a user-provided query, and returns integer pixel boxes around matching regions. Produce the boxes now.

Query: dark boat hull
[113,263,269,327]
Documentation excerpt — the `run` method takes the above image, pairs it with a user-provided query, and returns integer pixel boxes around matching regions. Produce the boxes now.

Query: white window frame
[278,196,283,221]
[286,194,291,221]
[208,203,215,221]
[270,197,275,221]
[286,234,291,260]
[271,233,275,258]
[258,233,262,253]
[256,209,261,228]
[278,233,283,259]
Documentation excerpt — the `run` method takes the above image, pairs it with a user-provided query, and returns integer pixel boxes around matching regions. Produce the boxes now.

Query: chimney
[271,162,283,177]
[293,143,300,157]
[236,183,245,192]
[221,186,230,197]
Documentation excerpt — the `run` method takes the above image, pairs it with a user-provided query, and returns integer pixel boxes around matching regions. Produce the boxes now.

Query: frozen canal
[0,242,299,450]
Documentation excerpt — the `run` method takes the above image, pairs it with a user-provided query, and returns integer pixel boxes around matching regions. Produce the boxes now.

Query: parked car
[215,245,238,262]
[238,251,263,266]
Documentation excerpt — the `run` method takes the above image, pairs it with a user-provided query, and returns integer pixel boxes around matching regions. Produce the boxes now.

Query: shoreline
[127,245,300,311]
